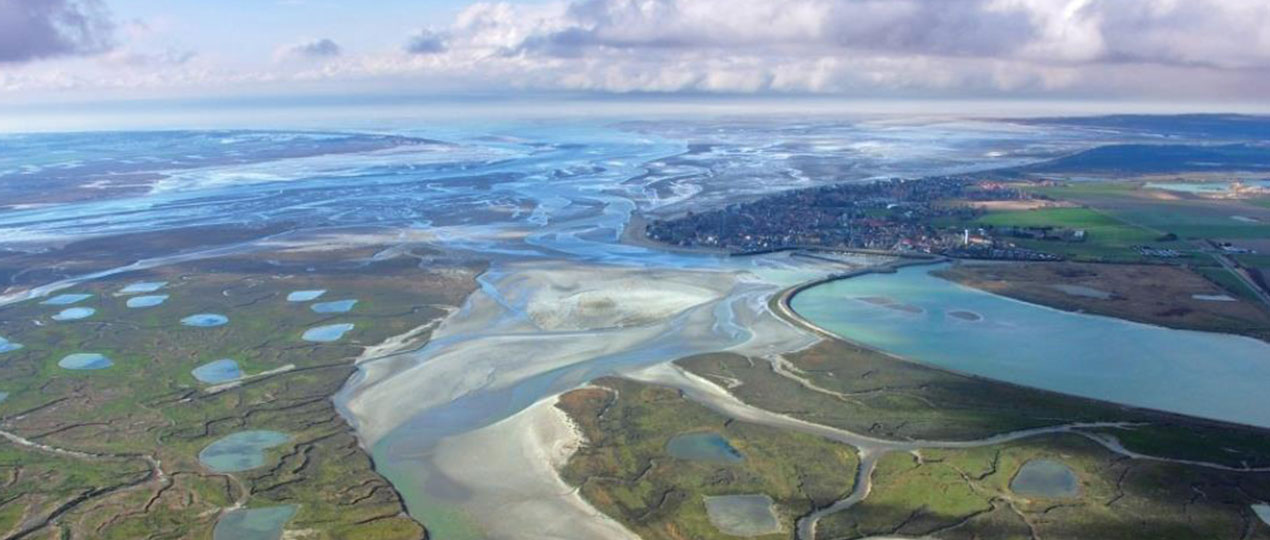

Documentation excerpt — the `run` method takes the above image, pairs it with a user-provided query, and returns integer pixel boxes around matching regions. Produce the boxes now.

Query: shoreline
[772,262,1270,436]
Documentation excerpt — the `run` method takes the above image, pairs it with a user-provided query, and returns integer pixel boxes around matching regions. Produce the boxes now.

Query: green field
[1196,266,1265,303]
[954,207,1173,262]
[1031,182,1270,240]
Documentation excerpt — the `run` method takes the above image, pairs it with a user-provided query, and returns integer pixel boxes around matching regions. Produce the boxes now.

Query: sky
[2,0,1270,106]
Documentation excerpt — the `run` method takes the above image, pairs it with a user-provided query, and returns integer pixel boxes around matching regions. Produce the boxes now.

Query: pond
[0,336,22,353]
[1010,459,1080,498]
[666,432,744,463]
[41,293,92,305]
[213,504,298,540]
[52,307,96,321]
[59,353,113,370]
[1253,504,1270,526]
[302,323,354,342]
[287,290,326,302]
[790,264,1270,428]
[192,359,244,384]
[126,295,169,308]
[311,299,358,313]
[182,313,229,327]
[120,281,168,294]
[199,430,291,472]
[703,494,781,537]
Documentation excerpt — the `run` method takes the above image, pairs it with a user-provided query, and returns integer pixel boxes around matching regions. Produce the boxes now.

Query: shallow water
[182,313,229,327]
[0,336,22,353]
[126,295,169,308]
[120,281,167,294]
[41,293,92,305]
[212,505,297,540]
[1254,504,1270,526]
[1010,459,1080,498]
[192,359,244,383]
[287,290,326,302]
[198,430,290,472]
[303,323,354,342]
[665,432,744,463]
[52,307,96,321]
[792,265,1270,428]
[0,391,8,403]
[59,353,113,370]
[703,494,781,536]
[311,299,357,313]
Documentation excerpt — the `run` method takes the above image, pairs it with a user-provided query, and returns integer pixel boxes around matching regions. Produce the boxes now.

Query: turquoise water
[287,290,326,302]
[41,293,92,305]
[0,391,8,403]
[59,353,113,370]
[302,323,354,342]
[192,359,244,383]
[52,307,96,321]
[311,299,357,313]
[703,494,781,536]
[791,265,1270,428]
[0,337,22,353]
[126,295,169,308]
[199,430,290,472]
[120,281,167,294]
[666,432,744,463]
[213,505,298,540]
[182,313,229,327]
[1010,459,1080,498]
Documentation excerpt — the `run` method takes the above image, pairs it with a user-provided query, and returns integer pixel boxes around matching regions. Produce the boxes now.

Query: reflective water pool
[791,265,1270,428]
[303,323,354,342]
[287,290,326,302]
[1010,459,1080,498]
[59,353,113,370]
[213,505,298,540]
[120,281,167,294]
[703,494,781,536]
[52,307,96,321]
[0,337,22,353]
[311,299,357,313]
[192,359,244,384]
[199,430,291,472]
[182,313,229,327]
[41,293,92,305]
[126,295,169,308]
[666,432,744,463]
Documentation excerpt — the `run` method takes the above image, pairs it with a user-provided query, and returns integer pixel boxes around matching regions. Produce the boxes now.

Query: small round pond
[213,504,298,540]
[286,290,326,302]
[120,281,167,294]
[1010,459,1080,498]
[703,494,781,537]
[199,430,291,472]
[192,359,244,384]
[302,323,354,342]
[310,299,357,313]
[666,432,744,463]
[59,353,113,370]
[0,337,22,353]
[52,307,96,321]
[41,293,92,306]
[182,313,229,327]
[127,295,169,308]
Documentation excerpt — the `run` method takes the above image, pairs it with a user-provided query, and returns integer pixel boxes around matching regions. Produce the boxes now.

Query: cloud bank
[4,0,1270,101]
[0,0,114,62]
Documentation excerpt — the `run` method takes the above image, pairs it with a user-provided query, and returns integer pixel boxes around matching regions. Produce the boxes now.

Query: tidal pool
[52,307,96,321]
[199,430,290,472]
[192,359,244,384]
[1253,504,1270,526]
[287,290,326,302]
[59,353,113,370]
[666,432,744,463]
[703,494,781,536]
[120,281,167,294]
[41,293,92,305]
[126,295,169,308]
[791,265,1270,428]
[310,299,357,313]
[213,505,298,540]
[0,337,22,353]
[302,323,354,342]
[1010,459,1080,498]
[182,313,229,327]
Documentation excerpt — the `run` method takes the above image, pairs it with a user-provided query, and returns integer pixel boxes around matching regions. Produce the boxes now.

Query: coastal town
[645,176,1067,260]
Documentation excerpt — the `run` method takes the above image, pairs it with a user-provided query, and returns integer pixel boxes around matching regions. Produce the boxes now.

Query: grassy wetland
[0,244,480,539]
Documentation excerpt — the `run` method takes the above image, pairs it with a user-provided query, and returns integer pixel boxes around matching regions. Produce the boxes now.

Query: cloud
[405,29,447,54]
[0,0,114,63]
[276,37,342,60]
